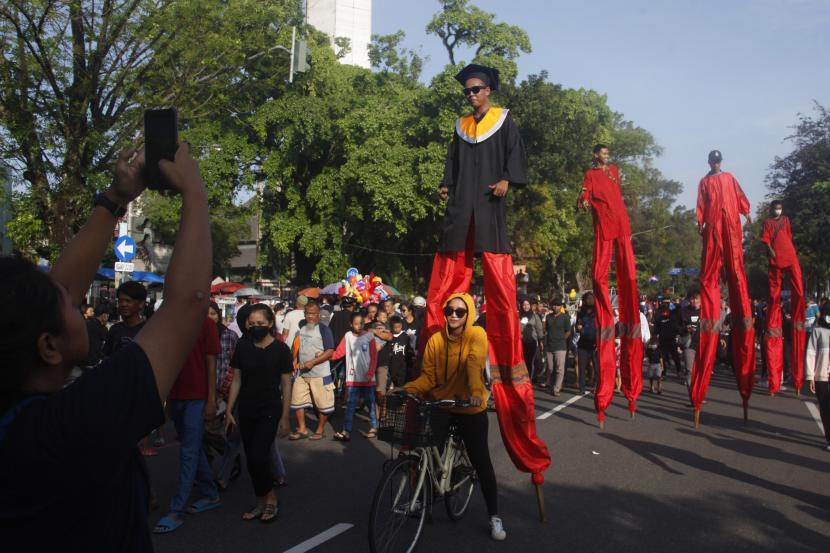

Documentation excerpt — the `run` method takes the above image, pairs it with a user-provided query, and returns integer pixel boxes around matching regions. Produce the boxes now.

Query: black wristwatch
[93,192,127,218]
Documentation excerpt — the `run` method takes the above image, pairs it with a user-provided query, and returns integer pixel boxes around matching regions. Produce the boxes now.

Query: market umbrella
[378,283,401,297]
[298,287,320,298]
[234,287,262,297]
[212,282,245,294]
[320,282,342,295]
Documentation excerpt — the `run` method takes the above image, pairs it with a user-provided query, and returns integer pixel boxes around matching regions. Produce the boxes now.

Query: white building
[305,0,372,69]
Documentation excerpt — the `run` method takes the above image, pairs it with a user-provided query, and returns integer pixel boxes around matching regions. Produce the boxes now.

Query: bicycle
[368,393,477,553]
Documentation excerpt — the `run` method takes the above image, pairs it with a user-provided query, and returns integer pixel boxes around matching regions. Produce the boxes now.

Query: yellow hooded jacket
[404,293,489,414]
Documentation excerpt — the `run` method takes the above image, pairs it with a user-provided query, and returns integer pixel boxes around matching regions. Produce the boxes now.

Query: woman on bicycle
[402,292,506,541]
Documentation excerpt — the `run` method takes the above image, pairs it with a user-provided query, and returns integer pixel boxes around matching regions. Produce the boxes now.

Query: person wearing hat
[577,144,643,422]
[690,150,755,418]
[422,63,550,525]
[425,63,528,356]
[760,200,806,395]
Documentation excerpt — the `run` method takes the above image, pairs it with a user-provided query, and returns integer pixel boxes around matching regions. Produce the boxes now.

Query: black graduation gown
[438,108,528,253]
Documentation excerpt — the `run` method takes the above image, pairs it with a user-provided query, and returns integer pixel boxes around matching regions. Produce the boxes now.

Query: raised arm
[50,149,146,305]
[134,143,212,400]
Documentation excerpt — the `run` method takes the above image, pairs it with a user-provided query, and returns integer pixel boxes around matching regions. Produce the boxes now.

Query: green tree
[0,0,301,259]
[253,33,446,285]
[426,0,531,82]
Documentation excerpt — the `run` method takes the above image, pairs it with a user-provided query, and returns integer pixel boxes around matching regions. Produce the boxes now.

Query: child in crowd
[331,313,384,441]
[645,335,664,394]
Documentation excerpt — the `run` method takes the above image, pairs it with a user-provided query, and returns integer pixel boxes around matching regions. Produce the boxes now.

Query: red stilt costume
[579,163,643,422]
[691,156,756,418]
[423,64,550,494]
[760,213,805,394]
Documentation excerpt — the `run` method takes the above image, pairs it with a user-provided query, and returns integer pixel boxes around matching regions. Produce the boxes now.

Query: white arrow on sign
[117,241,135,258]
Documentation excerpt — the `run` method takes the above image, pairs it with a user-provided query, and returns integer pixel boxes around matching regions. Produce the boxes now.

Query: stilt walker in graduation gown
[691,150,756,426]
[760,200,806,395]
[578,144,643,426]
[422,64,550,514]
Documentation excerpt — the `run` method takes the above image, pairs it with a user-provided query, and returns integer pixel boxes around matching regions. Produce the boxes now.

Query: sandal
[242,505,264,521]
[309,432,325,441]
[364,428,378,439]
[153,515,183,534]
[260,501,279,523]
[186,497,221,514]
[333,431,351,442]
[288,431,310,441]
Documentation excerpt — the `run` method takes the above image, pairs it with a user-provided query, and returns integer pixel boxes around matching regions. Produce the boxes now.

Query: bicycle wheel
[444,444,476,521]
[369,455,431,553]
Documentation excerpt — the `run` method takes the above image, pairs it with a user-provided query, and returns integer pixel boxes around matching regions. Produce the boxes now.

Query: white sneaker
[489,516,506,541]
[825,445,830,452]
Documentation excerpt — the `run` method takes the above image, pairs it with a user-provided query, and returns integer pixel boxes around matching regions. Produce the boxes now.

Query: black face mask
[250,326,270,340]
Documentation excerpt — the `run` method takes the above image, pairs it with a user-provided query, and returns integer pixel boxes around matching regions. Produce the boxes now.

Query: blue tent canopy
[132,271,165,283]
[96,267,116,280]
[94,267,165,283]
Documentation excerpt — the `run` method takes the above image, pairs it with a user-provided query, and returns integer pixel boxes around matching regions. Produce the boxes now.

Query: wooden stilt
[694,409,701,429]
[535,484,546,523]
[599,419,605,430]
[630,411,635,420]
[743,399,749,423]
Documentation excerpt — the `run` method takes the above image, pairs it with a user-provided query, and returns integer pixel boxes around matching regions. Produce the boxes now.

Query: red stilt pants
[691,221,756,409]
[764,260,806,393]
[592,232,643,420]
[422,228,551,479]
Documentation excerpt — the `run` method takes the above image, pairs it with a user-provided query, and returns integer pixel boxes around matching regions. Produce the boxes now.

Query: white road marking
[537,393,585,420]
[803,401,825,435]
[283,523,354,553]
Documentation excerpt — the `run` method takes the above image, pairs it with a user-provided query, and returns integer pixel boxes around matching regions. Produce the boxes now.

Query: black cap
[708,150,723,163]
[455,64,499,91]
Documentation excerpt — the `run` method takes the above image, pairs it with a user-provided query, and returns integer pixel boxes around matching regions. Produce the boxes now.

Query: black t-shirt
[646,345,662,364]
[387,333,413,387]
[84,319,109,367]
[0,342,164,552]
[329,309,353,349]
[103,321,146,357]
[230,337,293,416]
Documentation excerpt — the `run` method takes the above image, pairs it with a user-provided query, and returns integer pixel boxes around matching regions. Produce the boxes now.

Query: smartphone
[143,108,178,190]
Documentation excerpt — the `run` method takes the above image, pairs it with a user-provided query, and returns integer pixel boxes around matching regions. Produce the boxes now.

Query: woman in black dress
[225,304,293,523]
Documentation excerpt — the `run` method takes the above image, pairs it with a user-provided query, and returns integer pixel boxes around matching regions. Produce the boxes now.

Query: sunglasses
[443,306,468,318]
[463,85,487,96]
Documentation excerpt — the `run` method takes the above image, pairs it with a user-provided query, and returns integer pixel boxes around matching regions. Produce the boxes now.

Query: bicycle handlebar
[392,391,472,409]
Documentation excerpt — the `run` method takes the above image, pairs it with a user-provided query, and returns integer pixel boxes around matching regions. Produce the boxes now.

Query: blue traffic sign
[115,235,137,262]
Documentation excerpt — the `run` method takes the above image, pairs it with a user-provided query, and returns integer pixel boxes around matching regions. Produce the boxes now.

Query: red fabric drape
[764,260,806,393]
[421,226,551,480]
[591,230,643,420]
[691,220,756,409]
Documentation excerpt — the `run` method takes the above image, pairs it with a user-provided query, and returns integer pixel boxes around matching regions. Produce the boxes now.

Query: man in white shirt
[282,295,308,346]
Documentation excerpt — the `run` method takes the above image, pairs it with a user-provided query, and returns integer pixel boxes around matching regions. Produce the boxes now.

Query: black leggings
[454,410,499,516]
[816,381,830,445]
[239,408,280,497]
[522,339,537,377]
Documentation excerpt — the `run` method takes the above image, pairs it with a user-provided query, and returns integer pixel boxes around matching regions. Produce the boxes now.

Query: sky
[373,0,830,210]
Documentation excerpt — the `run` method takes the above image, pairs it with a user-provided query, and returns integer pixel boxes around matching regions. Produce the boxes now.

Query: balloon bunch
[337,268,389,306]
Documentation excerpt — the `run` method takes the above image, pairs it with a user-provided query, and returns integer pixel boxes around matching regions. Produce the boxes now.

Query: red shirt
[760,216,798,268]
[168,318,221,401]
[695,171,750,231]
[579,164,631,241]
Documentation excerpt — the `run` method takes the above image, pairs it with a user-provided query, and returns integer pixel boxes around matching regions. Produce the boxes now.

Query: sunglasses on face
[443,306,468,318]
[463,85,487,96]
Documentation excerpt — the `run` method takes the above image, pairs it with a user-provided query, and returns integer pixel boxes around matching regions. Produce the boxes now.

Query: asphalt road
[149,367,830,553]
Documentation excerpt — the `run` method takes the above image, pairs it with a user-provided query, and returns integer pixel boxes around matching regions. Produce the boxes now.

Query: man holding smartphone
[0,141,213,552]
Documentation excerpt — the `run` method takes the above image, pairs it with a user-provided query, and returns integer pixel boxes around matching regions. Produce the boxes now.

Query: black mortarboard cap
[455,64,500,91]
[708,150,723,163]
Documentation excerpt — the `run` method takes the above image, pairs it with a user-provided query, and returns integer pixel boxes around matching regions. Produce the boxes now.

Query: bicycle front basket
[378,395,452,448]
